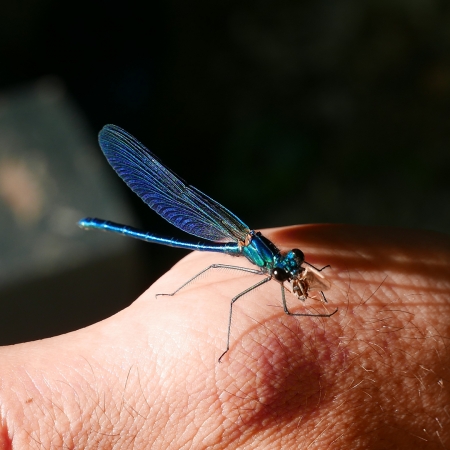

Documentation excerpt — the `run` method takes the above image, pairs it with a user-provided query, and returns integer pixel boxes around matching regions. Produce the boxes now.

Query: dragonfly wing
[98,124,250,243]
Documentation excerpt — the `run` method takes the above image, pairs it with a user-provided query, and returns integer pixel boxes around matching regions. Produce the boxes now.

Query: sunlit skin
[0,224,449,449]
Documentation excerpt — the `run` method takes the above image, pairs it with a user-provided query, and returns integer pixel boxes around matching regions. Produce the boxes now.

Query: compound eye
[292,248,304,262]
[273,268,290,282]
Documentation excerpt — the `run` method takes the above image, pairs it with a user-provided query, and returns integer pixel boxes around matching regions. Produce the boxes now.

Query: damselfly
[79,125,337,361]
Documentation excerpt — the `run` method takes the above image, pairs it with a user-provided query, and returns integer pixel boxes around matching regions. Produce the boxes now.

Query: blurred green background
[0,1,449,343]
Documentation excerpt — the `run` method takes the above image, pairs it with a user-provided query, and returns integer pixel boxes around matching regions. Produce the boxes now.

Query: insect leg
[156,264,265,298]
[218,275,272,363]
[281,284,338,317]
[304,262,331,272]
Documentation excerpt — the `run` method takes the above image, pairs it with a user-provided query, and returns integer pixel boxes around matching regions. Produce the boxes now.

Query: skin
[0,223,449,449]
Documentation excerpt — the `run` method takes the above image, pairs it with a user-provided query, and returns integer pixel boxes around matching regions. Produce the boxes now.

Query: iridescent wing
[99,124,250,243]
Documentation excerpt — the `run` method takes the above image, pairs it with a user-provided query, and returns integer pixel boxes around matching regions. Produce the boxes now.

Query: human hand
[1,224,449,449]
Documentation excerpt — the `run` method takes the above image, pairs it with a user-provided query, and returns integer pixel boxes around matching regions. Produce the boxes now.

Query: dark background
[0,1,449,343]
